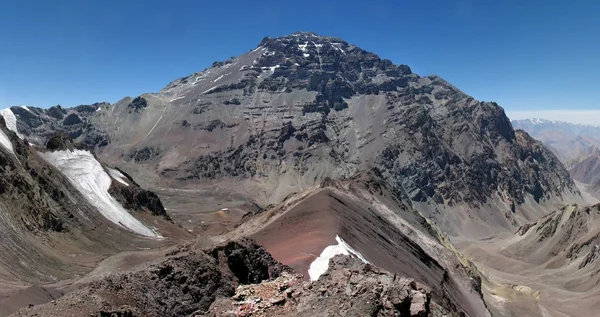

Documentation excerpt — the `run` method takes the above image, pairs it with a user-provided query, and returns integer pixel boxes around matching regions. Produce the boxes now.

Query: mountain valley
[0,32,598,317]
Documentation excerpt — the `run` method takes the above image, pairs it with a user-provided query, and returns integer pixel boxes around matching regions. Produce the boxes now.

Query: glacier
[39,150,158,237]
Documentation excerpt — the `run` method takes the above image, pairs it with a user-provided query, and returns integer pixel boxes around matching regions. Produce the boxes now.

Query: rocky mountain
[511,118,600,162]
[0,32,592,317]
[0,115,190,315]
[12,240,465,317]
[10,32,581,237]
[569,146,600,184]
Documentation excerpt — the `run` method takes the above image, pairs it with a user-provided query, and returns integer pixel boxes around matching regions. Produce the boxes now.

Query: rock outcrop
[207,255,463,317]
[14,241,466,317]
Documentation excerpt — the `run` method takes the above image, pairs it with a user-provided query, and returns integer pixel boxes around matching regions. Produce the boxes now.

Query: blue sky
[0,0,598,117]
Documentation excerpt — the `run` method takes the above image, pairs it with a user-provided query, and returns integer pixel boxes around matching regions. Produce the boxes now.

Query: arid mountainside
[511,118,600,163]
[12,239,469,317]
[458,203,600,316]
[10,33,582,237]
[512,119,600,199]
[569,147,600,184]
[0,117,188,315]
[1,32,597,317]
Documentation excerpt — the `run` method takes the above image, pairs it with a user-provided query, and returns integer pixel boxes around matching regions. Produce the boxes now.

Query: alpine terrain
[0,32,595,317]
[513,118,600,202]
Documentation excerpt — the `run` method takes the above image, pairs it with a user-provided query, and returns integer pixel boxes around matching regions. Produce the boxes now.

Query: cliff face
[6,33,580,234]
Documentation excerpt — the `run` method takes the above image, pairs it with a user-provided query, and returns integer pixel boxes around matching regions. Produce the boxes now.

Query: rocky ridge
[13,240,466,317]
[207,255,462,317]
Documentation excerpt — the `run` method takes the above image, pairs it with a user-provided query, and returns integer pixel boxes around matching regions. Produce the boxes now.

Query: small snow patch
[211,74,224,83]
[170,96,185,102]
[261,65,281,73]
[298,42,308,52]
[39,150,159,237]
[201,86,217,95]
[331,43,346,54]
[308,235,369,281]
[107,168,129,186]
[20,106,32,113]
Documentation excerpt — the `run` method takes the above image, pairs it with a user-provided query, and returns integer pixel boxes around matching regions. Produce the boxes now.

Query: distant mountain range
[512,118,600,201]
[512,118,600,162]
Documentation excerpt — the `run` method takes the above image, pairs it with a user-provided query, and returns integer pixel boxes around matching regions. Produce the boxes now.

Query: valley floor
[455,234,600,317]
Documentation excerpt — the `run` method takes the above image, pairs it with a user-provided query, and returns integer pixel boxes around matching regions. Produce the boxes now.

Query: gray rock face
[9,32,581,233]
[6,103,110,149]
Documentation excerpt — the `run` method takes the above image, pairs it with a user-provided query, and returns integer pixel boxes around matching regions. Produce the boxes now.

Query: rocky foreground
[13,239,464,317]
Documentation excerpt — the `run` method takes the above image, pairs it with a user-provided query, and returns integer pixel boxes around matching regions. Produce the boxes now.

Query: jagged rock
[206,255,462,317]
[579,245,600,269]
[46,132,76,151]
[13,239,290,317]
[108,174,172,221]
[127,96,148,112]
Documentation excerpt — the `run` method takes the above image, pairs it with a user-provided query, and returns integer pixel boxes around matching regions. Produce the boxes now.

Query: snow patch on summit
[39,150,158,237]
[308,235,369,281]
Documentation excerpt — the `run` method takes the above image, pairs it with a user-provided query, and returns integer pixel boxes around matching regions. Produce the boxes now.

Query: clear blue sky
[1,0,598,112]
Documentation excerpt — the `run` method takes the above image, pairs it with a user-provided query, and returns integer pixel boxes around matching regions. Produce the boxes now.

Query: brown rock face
[13,239,289,317]
[206,255,465,317]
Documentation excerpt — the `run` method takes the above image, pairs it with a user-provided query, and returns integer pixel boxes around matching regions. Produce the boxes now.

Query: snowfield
[107,168,129,186]
[307,235,369,281]
[39,150,158,237]
[0,108,23,139]
[0,126,14,155]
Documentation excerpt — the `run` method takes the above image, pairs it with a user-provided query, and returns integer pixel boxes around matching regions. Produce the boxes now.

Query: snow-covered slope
[107,167,129,186]
[0,127,14,155]
[307,235,368,281]
[0,108,22,138]
[38,149,158,237]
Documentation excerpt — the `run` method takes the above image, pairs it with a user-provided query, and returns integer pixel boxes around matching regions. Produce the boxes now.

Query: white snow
[201,86,217,95]
[0,127,14,155]
[250,46,264,53]
[96,107,102,112]
[307,235,369,281]
[0,108,23,139]
[39,150,158,237]
[298,42,309,52]
[107,168,129,186]
[169,96,185,102]
[298,42,310,57]
[331,43,346,54]
[20,106,32,113]
[261,65,280,73]
[211,74,224,83]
